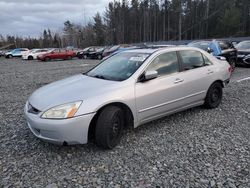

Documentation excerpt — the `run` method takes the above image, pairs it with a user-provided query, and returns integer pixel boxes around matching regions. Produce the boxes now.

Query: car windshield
[188,42,210,50]
[236,41,250,50]
[87,52,150,81]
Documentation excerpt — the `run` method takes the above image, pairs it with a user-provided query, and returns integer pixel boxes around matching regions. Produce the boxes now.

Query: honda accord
[24,47,231,149]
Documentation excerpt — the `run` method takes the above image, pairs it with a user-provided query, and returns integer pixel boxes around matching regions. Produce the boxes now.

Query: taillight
[228,66,233,73]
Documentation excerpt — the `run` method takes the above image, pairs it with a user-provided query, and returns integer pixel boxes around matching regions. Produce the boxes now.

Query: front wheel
[204,82,223,109]
[95,106,124,149]
[97,54,102,60]
[44,57,50,62]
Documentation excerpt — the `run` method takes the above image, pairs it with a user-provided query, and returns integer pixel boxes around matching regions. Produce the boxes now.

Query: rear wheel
[6,54,13,58]
[95,106,124,149]
[204,82,223,109]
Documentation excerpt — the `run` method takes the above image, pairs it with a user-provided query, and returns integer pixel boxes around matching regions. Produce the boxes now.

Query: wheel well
[212,80,224,88]
[88,102,134,141]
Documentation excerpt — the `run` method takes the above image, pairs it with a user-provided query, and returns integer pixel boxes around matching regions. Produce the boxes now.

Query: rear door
[13,49,21,57]
[176,50,216,103]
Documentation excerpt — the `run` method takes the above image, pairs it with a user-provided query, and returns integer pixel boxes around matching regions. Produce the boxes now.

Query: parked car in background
[146,44,175,49]
[22,49,50,60]
[0,50,4,57]
[102,45,140,58]
[188,40,237,69]
[37,49,76,61]
[102,45,121,57]
[235,41,250,67]
[76,46,101,59]
[25,46,231,149]
[88,47,106,60]
[4,48,29,58]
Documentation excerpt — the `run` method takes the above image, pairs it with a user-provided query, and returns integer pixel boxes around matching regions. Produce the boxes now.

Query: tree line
[0,0,249,49]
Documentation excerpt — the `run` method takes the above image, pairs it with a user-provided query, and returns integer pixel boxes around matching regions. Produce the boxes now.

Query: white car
[22,49,50,60]
[24,46,231,149]
[5,48,29,58]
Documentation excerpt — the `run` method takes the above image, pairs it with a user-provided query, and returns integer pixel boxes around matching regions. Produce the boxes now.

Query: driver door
[135,51,189,123]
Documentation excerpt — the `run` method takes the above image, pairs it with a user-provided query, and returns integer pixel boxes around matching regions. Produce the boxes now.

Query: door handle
[207,69,214,74]
[174,78,184,84]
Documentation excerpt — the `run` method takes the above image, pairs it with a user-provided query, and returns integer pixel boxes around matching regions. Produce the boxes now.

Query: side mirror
[139,70,158,82]
[207,47,214,53]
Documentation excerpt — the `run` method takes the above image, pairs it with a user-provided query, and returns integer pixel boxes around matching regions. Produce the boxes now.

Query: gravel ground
[0,57,249,188]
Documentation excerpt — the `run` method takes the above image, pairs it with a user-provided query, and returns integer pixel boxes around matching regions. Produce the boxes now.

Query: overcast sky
[0,0,110,38]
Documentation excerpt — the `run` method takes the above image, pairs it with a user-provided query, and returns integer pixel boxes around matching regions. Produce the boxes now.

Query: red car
[37,49,76,61]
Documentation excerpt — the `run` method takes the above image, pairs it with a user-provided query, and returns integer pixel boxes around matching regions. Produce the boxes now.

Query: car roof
[123,48,159,54]
[123,46,203,54]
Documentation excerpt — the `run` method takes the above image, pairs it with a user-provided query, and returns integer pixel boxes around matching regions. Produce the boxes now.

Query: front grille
[28,103,41,115]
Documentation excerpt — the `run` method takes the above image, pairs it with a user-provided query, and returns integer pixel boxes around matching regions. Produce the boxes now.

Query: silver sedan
[24,47,231,149]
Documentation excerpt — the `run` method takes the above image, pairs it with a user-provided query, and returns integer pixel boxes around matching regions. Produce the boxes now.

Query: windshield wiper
[94,75,105,79]
[91,74,110,80]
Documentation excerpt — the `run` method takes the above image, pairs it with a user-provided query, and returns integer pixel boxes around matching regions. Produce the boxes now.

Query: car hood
[29,74,118,111]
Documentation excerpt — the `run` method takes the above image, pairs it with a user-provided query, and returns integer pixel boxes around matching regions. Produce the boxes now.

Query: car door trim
[138,90,206,113]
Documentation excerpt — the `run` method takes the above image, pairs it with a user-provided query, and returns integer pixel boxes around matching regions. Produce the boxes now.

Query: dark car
[88,47,106,60]
[102,45,141,58]
[188,40,238,69]
[235,41,250,67]
[77,46,101,59]
[102,45,120,57]
[37,49,76,61]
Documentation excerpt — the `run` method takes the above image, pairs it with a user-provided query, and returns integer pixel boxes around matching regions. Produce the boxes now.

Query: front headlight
[41,101,82,119]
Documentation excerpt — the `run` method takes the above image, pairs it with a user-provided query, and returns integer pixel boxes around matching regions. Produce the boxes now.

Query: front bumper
[237,55,250,65]
[24,102,95,145]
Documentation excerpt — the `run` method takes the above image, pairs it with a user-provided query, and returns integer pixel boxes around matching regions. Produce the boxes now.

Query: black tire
[44,57,50,62]
[204,82,223,109]
[95,106,124,149]
[28,56,33,60]
[97,54,102,60]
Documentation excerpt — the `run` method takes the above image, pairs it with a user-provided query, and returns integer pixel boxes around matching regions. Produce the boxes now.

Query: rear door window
[179,50,205,70]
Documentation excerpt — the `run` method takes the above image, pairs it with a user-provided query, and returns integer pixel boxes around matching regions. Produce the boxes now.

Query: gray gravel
[0,57,249,187]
